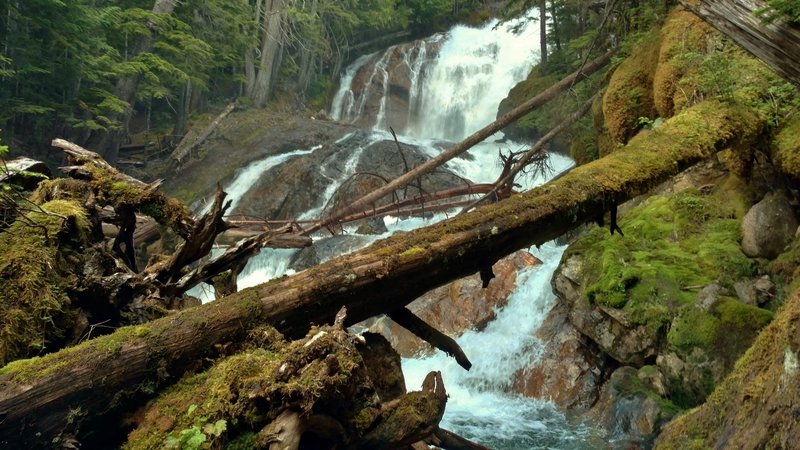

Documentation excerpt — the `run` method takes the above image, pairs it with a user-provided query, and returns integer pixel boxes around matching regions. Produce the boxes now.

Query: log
[170,101,237,167]
[0,100,761,447]
[316,50,614,231]
[680,0,800,87]
[388,308,472,370]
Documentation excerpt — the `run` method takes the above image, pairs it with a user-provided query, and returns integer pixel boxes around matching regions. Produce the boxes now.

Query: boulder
[362,251,542,356]
[552,255,664,366]
[586,366,677,447]
[740,192,797,259]
[511,300,608,410]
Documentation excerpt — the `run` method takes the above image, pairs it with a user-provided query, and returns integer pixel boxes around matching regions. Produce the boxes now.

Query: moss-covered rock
[602,32,660,145]
[553,187,772,406]
[654,290,800,450]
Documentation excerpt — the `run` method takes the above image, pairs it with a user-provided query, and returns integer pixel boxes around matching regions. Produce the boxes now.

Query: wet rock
[511,301,608,410]
[587,367,677,447]
[355,216,388,235]
[740,192,797,259]
[342,38,443,132]
[362,251,542,356]
[328,137,465,214]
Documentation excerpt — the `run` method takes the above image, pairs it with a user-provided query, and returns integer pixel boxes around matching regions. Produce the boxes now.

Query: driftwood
[315,50,614,231]
[0,99,761,447]
[170,101,237,167]
[680,0,800,87]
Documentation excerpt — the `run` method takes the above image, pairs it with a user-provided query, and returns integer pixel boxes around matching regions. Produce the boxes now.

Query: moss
[0,199,91,365]
[603,31,660,145]
[570,191,753,331]
[653,9,712,117]
[772,114,800,178]
[655,290,800,449]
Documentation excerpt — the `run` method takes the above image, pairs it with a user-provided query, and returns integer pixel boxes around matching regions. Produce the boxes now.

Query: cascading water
[200,10,606,448]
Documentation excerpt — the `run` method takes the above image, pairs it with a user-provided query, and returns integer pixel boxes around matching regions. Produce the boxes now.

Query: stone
[740,192,798,259]
[511,301,608,411]
[552,254,663,366]
[754,275,776,306]
[585,366,676,445]
[355,216,388,235]
[733,279,758,306]
[696,281,725,311]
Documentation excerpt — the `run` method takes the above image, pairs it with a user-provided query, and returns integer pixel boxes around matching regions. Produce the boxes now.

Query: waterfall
[330,15,539,141]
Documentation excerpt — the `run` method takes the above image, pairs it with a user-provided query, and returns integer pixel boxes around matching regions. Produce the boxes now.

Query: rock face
[363,251,541,357]
[511,300,608,410]
[552,255,665,367]
[740,192,797,259]
[234,132,464,221]
[335,37,444,132]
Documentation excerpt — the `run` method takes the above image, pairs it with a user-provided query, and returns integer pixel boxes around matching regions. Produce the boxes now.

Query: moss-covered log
[0,100,762,447]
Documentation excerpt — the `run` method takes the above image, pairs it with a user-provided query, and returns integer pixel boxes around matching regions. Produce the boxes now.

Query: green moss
[772,115,800,178]
[603,31,660,145]
[0,199,91,365]
[570,190,752,332]
[655,291,800,449]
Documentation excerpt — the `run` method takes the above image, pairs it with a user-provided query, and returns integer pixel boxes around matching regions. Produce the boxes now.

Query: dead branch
[388,307,472,370]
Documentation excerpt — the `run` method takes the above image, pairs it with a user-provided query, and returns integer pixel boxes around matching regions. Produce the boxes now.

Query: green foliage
[755,0,800,24]
[164,404,227,449]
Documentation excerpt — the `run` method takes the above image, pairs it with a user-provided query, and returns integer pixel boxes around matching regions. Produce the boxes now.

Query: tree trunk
[170,101,237,168]
[316,50,614,231]
[680,0,800,87]
[0,100,761,447]
[248,0,285,108]
[540,1,548,69]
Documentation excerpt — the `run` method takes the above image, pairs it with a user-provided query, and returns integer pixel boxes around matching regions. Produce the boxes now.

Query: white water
[330,15,539,142]
[402,242,605,449]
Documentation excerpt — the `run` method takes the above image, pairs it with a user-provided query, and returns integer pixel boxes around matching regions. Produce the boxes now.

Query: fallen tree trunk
[680,0,800,87]
[315,50,614,231]
[0,100,761,446]
[170,101,237,168]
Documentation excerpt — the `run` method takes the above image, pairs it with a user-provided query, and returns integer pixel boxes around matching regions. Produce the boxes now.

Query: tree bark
[316,50,614,231]
[680,0,800,87]
[0,100,760,447]
[247,0,285,108]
